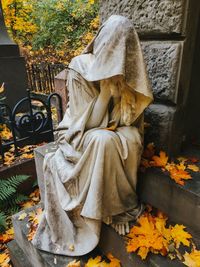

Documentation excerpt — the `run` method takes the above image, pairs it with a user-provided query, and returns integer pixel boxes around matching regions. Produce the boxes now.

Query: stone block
[100,0,187,35]
[144,103,176,150]
[138,167,200,235]
[34,142,57,203]
[0,56,28,108]
[142,41,182,103]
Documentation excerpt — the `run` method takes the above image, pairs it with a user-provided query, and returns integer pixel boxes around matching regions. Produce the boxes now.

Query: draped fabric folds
[32,15,153,256]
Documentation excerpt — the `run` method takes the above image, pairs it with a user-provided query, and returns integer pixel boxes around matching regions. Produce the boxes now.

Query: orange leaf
[152,151,168,167]
[169,167,192,185]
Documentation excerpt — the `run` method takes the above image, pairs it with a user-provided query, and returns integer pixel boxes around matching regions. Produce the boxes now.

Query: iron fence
[0,89,63,162]
[26,63,66,94]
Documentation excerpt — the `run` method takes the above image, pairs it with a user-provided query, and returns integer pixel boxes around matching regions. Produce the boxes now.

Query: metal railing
[26,63,66,94]
[0,89,63,162]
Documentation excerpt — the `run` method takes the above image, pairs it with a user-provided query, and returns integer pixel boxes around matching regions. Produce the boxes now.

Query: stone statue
[32,15,153,256]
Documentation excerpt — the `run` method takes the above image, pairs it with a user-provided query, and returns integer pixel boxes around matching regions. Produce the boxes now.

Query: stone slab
[7,240,32,267]
[142,41,182,103]
[144,103,176,151]
[0,56,28,108]
[100,0,187,35]
[138,165,200,234]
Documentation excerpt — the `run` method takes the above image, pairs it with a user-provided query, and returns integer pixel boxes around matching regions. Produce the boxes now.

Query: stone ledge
[142,41,182,103]
[144,104,176,150]
[138,167,200,235]
[100,0,187,35]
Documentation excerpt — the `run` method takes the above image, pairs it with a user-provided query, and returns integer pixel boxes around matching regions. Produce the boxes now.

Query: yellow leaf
[107,253,121,267]
[170,225,192,248]
[152,151,168,167]
[187,164,199,172]
[183,250,200,267]
[0,253,9,265]
[0,82,5,93]
[85,256,107,267]
[66,260,81,267]
[18,212,27,221]
[138,247,149,260]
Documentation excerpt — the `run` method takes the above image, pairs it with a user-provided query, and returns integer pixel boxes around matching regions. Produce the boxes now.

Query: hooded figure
[32,15,153,256]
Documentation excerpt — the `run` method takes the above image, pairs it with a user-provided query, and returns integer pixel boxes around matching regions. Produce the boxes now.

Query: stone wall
[100,0,200,155]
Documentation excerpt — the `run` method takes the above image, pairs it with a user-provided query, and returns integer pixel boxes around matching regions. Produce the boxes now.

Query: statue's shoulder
[69,54,94,76]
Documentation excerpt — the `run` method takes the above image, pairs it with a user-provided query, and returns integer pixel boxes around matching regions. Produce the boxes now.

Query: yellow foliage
[126,210,193,261]
[184,250,200,267]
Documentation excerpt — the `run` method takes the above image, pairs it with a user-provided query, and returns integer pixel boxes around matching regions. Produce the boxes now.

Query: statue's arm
[86,80,111,129]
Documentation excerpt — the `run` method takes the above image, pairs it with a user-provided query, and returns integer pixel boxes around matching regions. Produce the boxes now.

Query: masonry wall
[100,0,200,155]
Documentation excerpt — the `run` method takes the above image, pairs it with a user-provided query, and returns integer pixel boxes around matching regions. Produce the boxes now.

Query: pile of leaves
[126,207,200,266]
[0,143,45,167]
[141,143,200,185]
[67,254,121,267]
[0,188,40,267]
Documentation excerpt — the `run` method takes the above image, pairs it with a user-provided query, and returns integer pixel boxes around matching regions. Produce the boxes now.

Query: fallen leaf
[107,253,121,267]
[183,250,200,267]
[170,225,192,248]
[66,260,81,267]
[152,151,168,167]
[187,164,199,172]
[169,168,192,185]
[18,212,27,221]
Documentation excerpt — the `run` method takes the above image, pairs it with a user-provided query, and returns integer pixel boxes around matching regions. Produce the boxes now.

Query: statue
[32,15,153,256]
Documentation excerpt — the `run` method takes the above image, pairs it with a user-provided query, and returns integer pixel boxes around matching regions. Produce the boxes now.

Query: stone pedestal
[54,69,68,112]
[0,0,28,108]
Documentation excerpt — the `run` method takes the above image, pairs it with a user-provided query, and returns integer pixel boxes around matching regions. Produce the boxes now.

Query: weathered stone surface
[54,69,69,112]
[100,0,187,35]
[12,206,101,267]
[34,142,57,203]
[138,167,200,235]
[142,41,182,103]
[144,104,176,150]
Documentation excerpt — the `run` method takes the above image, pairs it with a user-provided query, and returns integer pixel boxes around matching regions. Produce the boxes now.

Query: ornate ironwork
[0,89,63,162]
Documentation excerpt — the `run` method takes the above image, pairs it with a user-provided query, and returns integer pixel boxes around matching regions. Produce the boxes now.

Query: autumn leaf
[0,228,14,243]
[107,253,121,267]
[0,252,10,267]
[0,82,5,93]
[126,213,166,259]
[18,212,27,221]
[20,153,34,159]
[169,167,192,185]
[85,256,106,267]
[66,260,81,267]
[152,151,168,167]
[187,164,199,172]
[183,250,200,267]
[170,225,192,248]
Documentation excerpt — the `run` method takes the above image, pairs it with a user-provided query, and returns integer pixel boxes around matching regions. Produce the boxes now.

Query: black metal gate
[0,89,63,162]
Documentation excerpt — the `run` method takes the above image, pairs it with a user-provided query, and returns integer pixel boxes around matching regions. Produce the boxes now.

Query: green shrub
[31,0,99,50]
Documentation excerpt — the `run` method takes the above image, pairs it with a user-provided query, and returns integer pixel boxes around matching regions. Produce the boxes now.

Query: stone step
[11,205,198,267]
[138,158,200,233]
